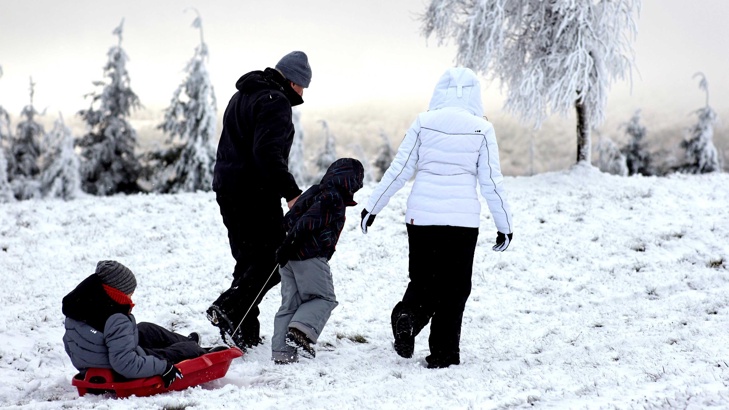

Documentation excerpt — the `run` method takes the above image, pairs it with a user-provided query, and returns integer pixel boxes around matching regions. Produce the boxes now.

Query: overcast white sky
[0,0,727,122]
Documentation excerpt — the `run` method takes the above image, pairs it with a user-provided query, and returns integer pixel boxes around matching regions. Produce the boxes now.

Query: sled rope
[231,263,279,338]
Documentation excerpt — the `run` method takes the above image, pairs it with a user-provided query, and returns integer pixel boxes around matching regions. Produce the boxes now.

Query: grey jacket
[62,274,168,379]
[63,314,167,379]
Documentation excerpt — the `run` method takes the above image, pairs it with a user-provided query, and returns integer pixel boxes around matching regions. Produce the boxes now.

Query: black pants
[392,224,478,366]
[138,322,206,364]
[212,192,284,342]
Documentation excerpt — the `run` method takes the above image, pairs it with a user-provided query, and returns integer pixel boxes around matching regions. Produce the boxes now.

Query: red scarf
[102,284,135,311]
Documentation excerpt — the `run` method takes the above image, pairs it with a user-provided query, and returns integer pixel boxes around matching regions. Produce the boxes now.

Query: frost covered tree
[596,135,627,176]
[620,109,652,176]
[156,10,217,193]
[0,66,14,202]
[422,0,641,164]
[77,20,142,195]
[372,130,394,181]
[314,120,337,180]
[40,114,82,200]
[10,77,43,200]
[680,73,721,174]
[288,108,309,187]
[0,146,11,202]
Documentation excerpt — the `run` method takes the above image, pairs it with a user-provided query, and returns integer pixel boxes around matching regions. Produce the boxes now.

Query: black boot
[286,328,316,359]
[392,313,415,358]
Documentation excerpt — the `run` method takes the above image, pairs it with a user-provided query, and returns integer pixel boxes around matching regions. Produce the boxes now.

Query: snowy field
[1,164,728,409]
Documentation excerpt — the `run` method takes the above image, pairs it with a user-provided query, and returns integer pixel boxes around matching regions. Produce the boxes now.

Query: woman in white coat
[360,67,513,369]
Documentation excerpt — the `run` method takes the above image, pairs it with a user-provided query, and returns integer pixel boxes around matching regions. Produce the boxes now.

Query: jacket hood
[427,67,484,116]
[62,274,133,332]
[235,68,304,106]
[321,158,365,204]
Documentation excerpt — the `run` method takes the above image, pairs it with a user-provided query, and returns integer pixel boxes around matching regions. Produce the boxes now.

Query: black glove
[161,362,183,388]
[276,241,293,267]
[492,231,513,252]
[360,209,376,234]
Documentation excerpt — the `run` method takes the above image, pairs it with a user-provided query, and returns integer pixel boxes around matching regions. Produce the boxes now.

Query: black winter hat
[275,51,312,88]
[95,260,137,295]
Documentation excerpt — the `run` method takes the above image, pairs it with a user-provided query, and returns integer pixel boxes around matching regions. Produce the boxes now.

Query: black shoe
[425,352,459,369]
[187,332,201,345]
[206,305,245,350]
[393,313,414,358]
[286,328,316,359]
[207,305,234,335]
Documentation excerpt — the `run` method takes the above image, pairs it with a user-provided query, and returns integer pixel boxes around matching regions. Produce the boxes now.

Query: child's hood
[320,158,365,204]
[62,274,133,332]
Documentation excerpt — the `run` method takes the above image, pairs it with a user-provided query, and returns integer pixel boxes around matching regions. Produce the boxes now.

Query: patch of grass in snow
[708,258,724,269]
[336,333,368,343]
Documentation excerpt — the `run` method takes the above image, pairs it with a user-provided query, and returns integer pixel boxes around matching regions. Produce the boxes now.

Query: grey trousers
[272,257,338,361]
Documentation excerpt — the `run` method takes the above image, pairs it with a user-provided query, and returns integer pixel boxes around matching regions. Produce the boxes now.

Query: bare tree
[422,0,641,164]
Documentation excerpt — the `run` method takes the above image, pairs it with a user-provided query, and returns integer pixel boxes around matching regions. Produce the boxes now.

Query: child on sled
[62,260,225,387]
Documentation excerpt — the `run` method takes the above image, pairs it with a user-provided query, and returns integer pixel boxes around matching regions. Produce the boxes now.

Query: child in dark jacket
[272,158,364,364]
[62,260,220,387]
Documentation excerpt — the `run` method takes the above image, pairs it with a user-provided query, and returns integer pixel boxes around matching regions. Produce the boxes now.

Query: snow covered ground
[1,164,728,409]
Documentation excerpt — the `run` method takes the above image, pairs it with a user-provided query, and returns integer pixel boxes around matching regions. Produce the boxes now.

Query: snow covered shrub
[596,136,627,176]
[314,120,337,181]
[40,114,81,200]
[289,108,310,187]
[372,130,394,182]
[620,110,654,176]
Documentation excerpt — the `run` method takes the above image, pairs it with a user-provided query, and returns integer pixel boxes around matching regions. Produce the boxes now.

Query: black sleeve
[251,92,302,201]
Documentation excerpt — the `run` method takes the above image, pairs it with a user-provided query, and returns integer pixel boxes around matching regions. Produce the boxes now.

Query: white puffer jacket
[366,67,512,233]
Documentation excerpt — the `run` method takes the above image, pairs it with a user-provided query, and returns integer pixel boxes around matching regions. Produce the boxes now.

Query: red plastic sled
[72,347,243,398]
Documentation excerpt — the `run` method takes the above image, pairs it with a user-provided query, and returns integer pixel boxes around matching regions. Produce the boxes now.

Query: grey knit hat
[96,260,137,295]
[275,51,312,88]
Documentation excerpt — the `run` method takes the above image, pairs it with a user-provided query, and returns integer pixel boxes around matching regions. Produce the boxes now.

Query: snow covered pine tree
[0,66,14,202]
[77,19,142,195]
[680,72,721,174]
[156,9,217,193]
[9,77,43,200]
[421,0,641,164]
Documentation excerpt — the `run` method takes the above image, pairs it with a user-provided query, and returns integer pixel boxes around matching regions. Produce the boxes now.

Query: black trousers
[392,224,478,366]
[138,322,206,364]
[212,192,284,342]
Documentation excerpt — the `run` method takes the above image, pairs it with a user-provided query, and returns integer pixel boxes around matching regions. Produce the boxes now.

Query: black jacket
[280,158,364,262]
[213,68,303,202]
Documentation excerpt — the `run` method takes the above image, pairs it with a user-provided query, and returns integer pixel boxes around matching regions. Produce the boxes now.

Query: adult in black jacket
[207,51,312,350]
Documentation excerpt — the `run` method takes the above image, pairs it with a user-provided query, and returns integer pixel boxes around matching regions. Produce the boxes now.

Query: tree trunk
[575,99,591,164]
